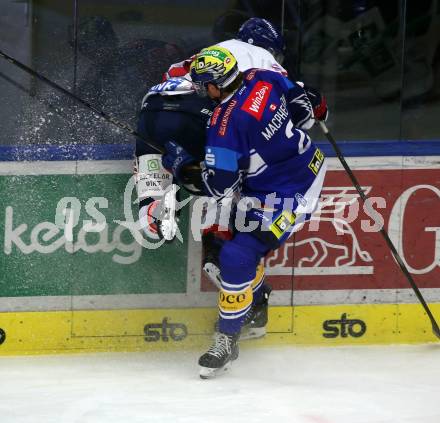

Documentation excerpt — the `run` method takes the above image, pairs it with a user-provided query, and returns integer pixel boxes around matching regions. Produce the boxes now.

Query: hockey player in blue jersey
[137,18,328,348]
[184,46,327,378]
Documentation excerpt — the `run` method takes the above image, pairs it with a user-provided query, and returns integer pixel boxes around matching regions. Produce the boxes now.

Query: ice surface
[0,344,439,423]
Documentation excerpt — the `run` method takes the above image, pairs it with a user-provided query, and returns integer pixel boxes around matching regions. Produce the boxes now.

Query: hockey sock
[250,262,265,305]
[218,283,253,335]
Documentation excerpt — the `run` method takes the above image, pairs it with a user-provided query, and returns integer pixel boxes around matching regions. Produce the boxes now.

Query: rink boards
[0,304,440,355]
[0,156,440,354]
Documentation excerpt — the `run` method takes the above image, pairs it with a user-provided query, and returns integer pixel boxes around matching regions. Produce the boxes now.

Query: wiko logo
[323,313,367,338]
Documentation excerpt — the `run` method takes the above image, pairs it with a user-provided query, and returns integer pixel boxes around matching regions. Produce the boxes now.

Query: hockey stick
[0,49,165,154]
[319,121,440,339]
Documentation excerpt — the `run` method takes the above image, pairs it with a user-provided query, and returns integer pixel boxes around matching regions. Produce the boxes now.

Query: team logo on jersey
[241,81,273,121]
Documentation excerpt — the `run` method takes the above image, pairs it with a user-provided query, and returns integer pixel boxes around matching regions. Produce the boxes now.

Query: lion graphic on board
[266,186,374,275]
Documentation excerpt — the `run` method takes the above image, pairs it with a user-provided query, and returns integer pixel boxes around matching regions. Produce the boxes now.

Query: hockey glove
[162,141,197,183]
[162,57,194,81]
[305,85,328,121]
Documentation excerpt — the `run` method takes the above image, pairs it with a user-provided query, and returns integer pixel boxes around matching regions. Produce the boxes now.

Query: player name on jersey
[261,95,289,141]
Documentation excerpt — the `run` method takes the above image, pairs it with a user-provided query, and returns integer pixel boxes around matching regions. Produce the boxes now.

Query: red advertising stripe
[200,168,440,293]
[266,169,440,291]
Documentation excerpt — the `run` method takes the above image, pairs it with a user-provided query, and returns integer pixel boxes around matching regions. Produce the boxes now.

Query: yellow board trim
[0,303,439,355]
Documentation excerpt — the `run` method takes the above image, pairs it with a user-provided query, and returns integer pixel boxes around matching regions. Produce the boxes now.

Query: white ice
[0,344,439,423]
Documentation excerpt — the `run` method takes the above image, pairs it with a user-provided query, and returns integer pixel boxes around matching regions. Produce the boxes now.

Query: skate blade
[199,361,233,379]
[160,185,178,241]
[202,263,222,289]
[160,217,178,241]
[239,327,266,341]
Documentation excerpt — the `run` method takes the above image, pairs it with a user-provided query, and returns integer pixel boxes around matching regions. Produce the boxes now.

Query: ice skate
[213,284,271,340]
[158,184,178,241]
[199,332,239,379]
[240,284,272,340]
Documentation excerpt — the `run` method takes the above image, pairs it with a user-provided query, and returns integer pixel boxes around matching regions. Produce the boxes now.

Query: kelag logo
[0,328,6,345]
[323,313,367,338]
[144,317,187,342]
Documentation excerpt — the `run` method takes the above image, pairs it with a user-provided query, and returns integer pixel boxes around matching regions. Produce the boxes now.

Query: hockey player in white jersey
[166,18,288,78]
[167,20,283,70]
[164,18,326,127]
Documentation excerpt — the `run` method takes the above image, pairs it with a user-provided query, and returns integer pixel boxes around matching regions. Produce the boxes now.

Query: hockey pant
[217,207,313,335]
[135,107,207,238]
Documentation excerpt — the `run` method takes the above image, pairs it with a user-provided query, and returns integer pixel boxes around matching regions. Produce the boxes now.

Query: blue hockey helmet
[237,18,285,61]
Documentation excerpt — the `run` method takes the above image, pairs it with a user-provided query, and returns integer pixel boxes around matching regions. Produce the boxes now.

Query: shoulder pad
[244,68,259,81]
[244,67,280,82]
[145,77,194,99]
